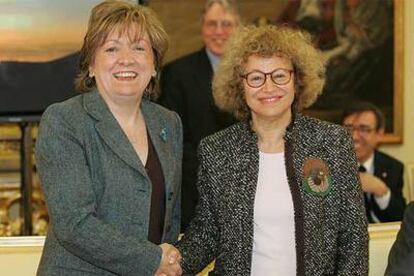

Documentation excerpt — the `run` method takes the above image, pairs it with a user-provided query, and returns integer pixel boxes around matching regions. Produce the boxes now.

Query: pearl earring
[151,70,156,77]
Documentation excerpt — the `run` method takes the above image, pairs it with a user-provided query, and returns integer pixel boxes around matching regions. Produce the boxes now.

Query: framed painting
[149,0,403,144]
[274,0,403,143]
[407,162,414,202]
[0,1,142,170]
[0,0,101,122]
[0,0,147,125]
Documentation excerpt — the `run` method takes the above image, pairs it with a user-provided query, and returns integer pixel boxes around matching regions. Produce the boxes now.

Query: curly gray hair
[213,24,326,120]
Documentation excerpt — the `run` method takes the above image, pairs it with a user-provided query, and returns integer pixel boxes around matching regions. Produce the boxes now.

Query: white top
[251,152,296,275]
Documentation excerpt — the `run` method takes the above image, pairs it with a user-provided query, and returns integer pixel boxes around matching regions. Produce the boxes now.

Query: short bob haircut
[75,0,168,99]
[213,24,326,120]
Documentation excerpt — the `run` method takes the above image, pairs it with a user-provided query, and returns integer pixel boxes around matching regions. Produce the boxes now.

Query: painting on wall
[272,0,403,143]
[0,0,109,122]
[149,0,403,143]
[0,0,107,170]
[0,0,404,137]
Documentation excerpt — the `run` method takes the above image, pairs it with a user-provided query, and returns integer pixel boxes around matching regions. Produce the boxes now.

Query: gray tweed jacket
[35,91,182,275]
[177,114,368,276]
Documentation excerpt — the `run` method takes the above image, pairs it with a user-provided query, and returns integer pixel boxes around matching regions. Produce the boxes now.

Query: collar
[83,89,151,122]
[361,153,374,174]
[205,48,220,72]
[82,89,111,121]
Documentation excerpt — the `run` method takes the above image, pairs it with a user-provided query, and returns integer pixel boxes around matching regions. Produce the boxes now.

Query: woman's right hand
[154,243,182,276]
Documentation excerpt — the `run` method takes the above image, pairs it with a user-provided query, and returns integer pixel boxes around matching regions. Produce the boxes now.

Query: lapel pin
[160,128,168,142]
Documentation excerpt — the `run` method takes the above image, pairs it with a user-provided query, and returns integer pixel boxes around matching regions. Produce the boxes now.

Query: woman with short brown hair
[36,1,182,275]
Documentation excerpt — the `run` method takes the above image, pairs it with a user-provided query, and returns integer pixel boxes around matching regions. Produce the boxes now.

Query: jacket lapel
[373,150,388,180]
[83,91,148,177]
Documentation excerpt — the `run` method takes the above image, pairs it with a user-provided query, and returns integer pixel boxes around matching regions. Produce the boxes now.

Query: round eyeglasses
[241,68,293,88]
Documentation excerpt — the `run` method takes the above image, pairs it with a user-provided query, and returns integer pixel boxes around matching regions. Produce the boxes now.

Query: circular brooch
[302,158,331,196]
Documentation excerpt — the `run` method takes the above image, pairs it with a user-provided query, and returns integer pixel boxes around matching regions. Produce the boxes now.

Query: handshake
[155,243,183,276]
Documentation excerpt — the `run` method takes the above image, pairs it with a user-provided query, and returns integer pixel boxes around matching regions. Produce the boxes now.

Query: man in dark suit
[342,102,406,222]
[386,202,414,275]
[158,0,240,231]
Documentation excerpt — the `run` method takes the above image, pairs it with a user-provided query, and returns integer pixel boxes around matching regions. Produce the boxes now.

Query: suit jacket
[368,150,406,222]
[385,202,414,275]
[35,91,182,275]
[178,114,368,276]
[158,48,236,230]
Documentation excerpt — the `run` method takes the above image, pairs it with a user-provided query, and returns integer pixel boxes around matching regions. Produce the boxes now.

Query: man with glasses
[342,102,406,222]
[158,0,240,231]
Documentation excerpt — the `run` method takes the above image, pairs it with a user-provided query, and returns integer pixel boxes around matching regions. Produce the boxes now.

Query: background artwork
[0,0,105,118]
[0,0,403,139]
[0,0,98,62]
[276,0,397,137]
[0,0,104,171]
[149,0,402,143]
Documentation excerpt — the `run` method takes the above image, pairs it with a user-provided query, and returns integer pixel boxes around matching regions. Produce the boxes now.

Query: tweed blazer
[178,114,368,276]
[35,91,182,275]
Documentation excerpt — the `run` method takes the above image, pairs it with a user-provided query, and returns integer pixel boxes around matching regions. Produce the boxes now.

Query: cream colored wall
[381,0,414,201]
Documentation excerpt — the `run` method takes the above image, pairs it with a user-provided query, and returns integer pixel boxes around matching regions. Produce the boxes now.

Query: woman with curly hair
[177,24,368,275]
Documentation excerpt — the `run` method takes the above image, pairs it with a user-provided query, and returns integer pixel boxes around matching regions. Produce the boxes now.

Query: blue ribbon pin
[160,128,168,142]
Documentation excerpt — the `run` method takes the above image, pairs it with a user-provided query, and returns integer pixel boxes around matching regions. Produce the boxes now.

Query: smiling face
[343,111,383,163]
[243,54,295,123]
[89,26,155,102]
[201,2,238,57]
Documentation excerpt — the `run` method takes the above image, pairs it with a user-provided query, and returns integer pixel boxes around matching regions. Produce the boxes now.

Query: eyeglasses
[344,124,376,135]
[203,20,235,31]
[241,68,293,88]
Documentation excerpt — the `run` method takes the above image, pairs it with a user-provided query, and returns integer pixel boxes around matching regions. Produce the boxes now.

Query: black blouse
[145,135,165,244]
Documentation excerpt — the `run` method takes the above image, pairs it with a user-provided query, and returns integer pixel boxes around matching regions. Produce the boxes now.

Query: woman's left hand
[154,243,182,276]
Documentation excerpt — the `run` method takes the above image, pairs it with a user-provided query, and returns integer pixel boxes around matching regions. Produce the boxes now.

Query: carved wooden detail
[0,177,48,236]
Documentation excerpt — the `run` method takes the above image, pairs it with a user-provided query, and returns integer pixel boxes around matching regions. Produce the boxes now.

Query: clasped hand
[155,243,182,276]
